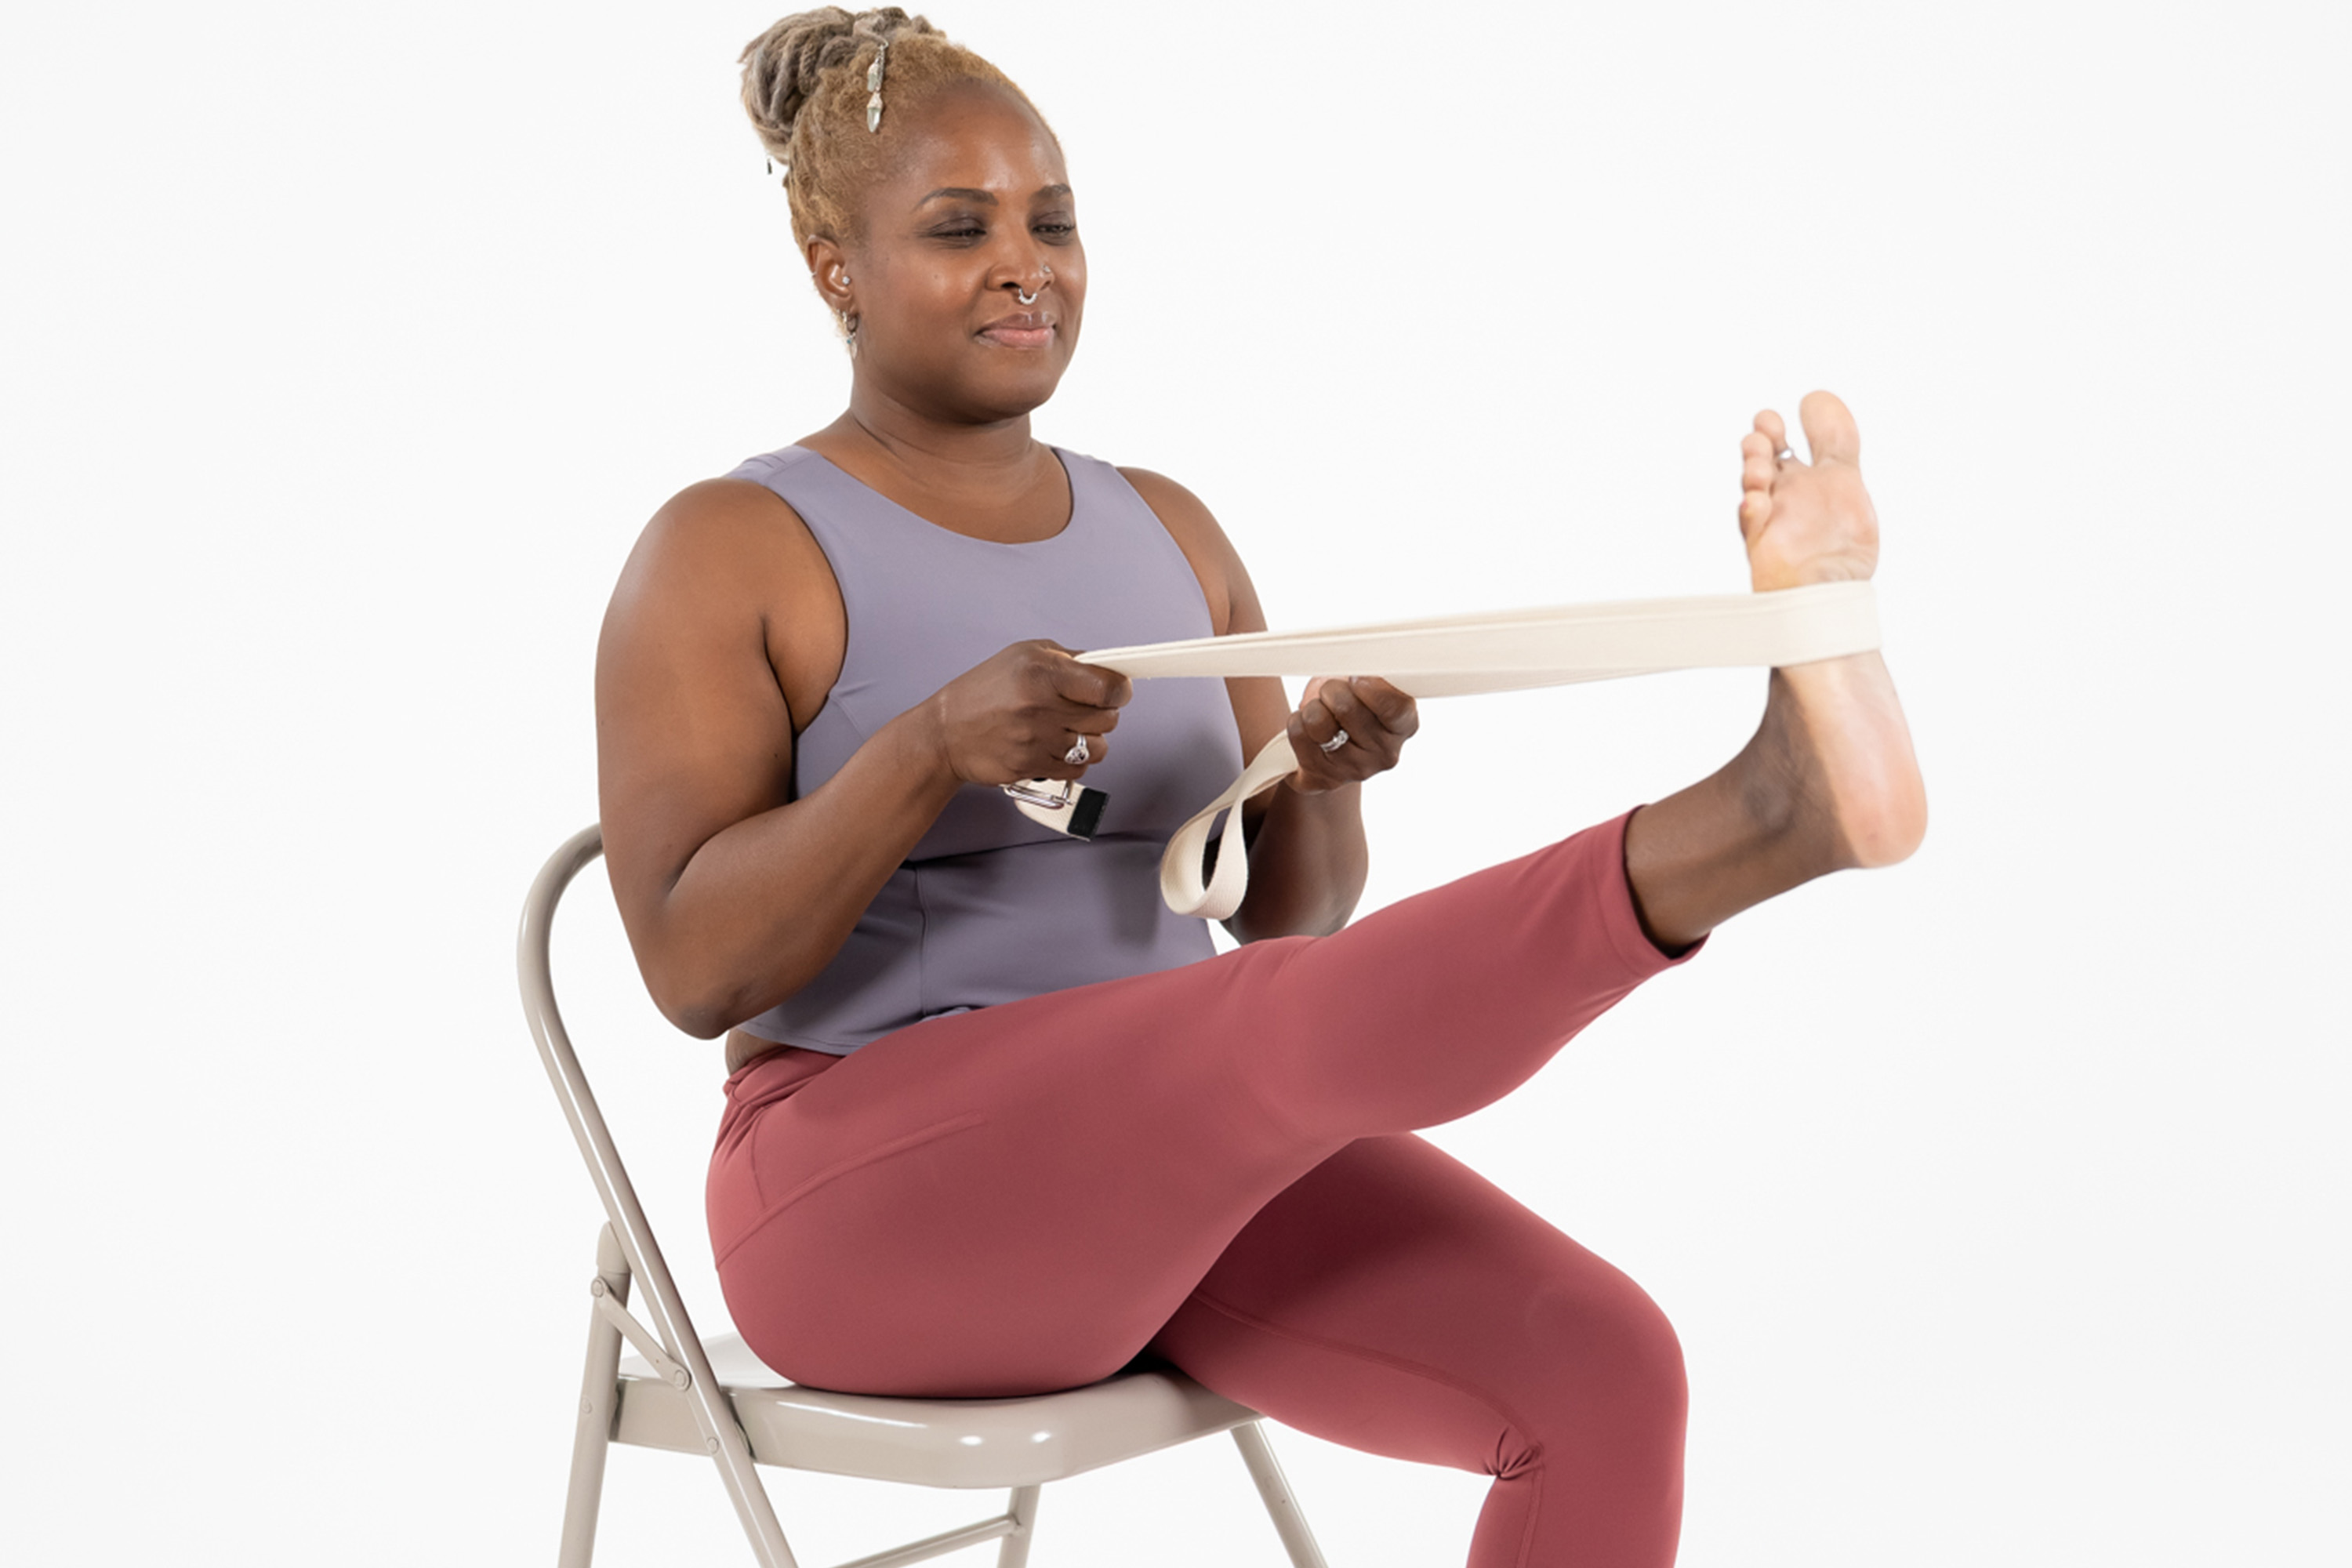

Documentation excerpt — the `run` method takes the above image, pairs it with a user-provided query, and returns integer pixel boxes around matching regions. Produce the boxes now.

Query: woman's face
[833,82,1085,424]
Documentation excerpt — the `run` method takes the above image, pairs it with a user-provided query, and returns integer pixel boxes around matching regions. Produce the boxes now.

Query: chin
[959,363,1071,422]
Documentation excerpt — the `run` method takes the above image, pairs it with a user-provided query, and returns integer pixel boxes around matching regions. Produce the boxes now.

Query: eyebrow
[916,183,1074,206]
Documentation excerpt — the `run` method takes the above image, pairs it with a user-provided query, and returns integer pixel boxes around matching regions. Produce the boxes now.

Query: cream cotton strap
[1009,580,1882,920]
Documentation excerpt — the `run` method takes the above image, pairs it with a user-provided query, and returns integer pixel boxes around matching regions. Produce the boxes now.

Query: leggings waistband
[715,1043,844,1157]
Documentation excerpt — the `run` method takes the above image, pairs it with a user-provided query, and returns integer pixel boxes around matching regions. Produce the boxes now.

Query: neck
[831,379,1044,497]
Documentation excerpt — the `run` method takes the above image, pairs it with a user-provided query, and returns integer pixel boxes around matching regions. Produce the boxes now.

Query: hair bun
[739,6,938,162]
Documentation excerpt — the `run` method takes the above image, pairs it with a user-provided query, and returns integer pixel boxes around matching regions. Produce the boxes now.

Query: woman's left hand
[1284,676,1418,794]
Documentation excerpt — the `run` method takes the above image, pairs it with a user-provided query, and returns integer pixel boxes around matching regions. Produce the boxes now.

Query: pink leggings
[709,813,1695,1567]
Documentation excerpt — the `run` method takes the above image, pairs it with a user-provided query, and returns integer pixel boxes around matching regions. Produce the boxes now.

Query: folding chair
[521,826,1331,1567]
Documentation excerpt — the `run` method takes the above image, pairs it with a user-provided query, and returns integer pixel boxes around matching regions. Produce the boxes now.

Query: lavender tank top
[725,445,1245,1054]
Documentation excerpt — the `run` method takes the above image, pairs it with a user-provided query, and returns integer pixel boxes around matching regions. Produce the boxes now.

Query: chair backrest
[517,826,771,1503]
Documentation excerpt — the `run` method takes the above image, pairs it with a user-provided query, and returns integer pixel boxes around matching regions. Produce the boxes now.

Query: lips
[978,312,1056,349]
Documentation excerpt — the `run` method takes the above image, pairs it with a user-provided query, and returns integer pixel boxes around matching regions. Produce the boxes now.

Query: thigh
[1147,1136,1686,1562]
[710,941,1343,1398]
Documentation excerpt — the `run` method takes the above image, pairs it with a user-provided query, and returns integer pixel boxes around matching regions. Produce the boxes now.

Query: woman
[594,10,1926,1565]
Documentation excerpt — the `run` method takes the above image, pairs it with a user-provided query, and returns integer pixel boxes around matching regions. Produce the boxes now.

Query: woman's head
[739,9,1083,421]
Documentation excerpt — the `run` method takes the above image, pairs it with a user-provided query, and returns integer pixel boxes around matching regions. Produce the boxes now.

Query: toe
[1755,408,1789,453]
[1742,446,1778,493]
[1798,390,1860,467]
[1738,485,1772,538]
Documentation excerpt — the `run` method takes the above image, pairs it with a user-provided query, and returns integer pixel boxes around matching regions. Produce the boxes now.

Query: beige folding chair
[521,826,1331,1567]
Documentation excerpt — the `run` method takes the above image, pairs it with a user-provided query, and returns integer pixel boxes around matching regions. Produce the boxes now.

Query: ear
[805,236,853,311]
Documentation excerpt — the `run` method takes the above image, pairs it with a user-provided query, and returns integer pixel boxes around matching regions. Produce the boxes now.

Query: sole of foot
[1739,392,1927,870]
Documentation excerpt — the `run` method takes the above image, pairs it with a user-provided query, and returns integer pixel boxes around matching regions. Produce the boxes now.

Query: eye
[1033,220,1076,241]
[926,218,988,244]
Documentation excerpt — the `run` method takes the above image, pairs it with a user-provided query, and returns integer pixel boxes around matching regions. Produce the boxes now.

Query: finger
[1293,693,1347,753]
[1323,681,1399,754]
[1283,707,1350,788]
[1321,678,1370,731]
[1035,728,1109,779]
[1341,688,1407,765]
[1348,677,1418,736]
[1298,691,1355,752]
[1051,697,1120,734]
[1798,390,1860,467]
[1047,649,1132,709]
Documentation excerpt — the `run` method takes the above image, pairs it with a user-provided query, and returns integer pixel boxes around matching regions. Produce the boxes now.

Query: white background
[5,2,2347,1563]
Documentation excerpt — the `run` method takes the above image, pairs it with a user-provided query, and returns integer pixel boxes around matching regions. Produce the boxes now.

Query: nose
[1005,262,1054,305]
[989,238,1054,302]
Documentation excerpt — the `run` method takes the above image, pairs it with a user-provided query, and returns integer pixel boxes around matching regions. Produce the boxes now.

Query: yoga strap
[1015,580,1882,920]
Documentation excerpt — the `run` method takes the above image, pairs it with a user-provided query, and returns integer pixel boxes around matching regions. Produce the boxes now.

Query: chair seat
[617,1335,1260,1489]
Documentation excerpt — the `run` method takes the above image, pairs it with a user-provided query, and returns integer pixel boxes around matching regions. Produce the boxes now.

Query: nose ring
[1016,265,1053,307]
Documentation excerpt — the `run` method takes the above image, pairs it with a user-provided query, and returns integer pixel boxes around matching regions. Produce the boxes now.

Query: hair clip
[866,41,888,132]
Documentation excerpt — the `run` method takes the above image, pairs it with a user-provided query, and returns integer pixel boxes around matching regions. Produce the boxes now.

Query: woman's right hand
[927,641,1132,786]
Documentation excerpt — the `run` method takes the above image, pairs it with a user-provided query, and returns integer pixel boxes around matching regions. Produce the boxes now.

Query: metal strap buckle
[1000,780,1076,809]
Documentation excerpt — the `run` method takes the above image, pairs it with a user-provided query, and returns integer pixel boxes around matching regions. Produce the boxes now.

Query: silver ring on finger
[1064,734,1091,765]
[1318,727,1350,754]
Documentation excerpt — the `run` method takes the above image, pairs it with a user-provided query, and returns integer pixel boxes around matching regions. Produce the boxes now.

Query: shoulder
[626,443,840,572]
[1113,466,1255,636]
[612,477,821,610]
[601,474,844,684]
[643,473,808,553]
[598,473,847,734]
[1113,465,1216,532]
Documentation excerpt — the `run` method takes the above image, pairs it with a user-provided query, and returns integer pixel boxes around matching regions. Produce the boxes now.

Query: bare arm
[596,481,1130,1038]
[1120,470,1417,943]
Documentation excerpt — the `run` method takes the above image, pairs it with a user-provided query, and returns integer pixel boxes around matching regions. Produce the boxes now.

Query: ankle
[1737,677,1854,874]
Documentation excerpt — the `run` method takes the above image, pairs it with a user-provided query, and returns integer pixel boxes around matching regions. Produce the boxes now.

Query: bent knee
[1523,1270,1688,1439]
[1481,1281,1684,1498]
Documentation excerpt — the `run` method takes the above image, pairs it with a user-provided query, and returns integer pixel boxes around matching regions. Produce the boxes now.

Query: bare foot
[1737,392,1927,870]
[1622,393,1926,949]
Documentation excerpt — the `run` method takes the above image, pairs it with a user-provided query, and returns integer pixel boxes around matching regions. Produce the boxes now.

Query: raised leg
[558,1224,631,1568]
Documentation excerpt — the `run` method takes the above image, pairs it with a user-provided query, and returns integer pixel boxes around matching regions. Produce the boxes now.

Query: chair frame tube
[521,827,800,1568]
[557,1224,632,1568]
[1232,1421,1331,1568]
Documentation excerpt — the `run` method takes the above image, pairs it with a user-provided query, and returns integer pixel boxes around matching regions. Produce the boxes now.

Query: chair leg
[1231,1421,1329,1568]
[558,1225,633,1568]
[993,1486,1041,1568]
[705,1423,801,1568]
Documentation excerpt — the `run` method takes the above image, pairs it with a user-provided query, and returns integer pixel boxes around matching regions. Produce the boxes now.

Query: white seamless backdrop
[3,2,2346,1565]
